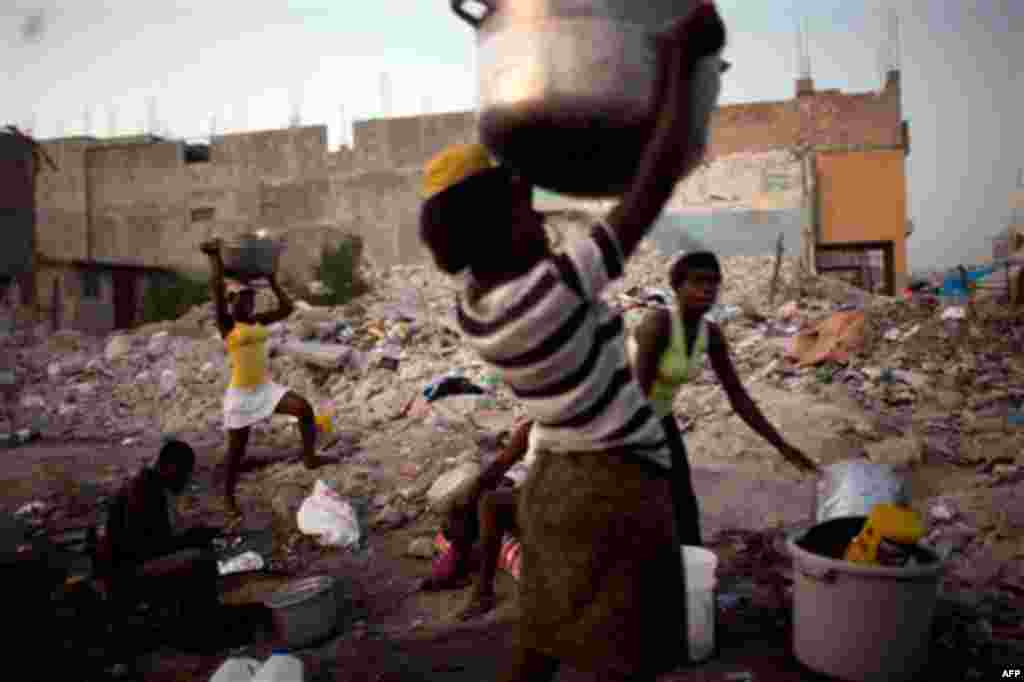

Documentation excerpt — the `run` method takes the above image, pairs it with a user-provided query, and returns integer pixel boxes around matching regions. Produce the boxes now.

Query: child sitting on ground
[421,419,534,621]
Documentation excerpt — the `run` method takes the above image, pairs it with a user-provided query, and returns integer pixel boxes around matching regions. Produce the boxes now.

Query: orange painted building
[699,68,911,294]
[815,148,909,292]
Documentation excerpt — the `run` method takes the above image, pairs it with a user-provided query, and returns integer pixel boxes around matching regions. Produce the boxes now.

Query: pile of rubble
[1,214,1021,621]
[8,217,1022,475]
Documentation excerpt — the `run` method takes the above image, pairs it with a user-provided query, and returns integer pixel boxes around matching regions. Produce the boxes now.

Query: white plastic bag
[158,369,177,397]
[940,305,966,320]
[217,551,265,576]
[296,480,361,548]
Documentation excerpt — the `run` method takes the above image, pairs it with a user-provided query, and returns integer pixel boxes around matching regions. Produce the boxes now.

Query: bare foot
[456,592,497,621]
[303,455,338,470]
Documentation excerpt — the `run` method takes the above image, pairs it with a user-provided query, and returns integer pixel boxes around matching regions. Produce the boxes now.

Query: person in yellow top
[200,239,333,515]
[630,250,819,546]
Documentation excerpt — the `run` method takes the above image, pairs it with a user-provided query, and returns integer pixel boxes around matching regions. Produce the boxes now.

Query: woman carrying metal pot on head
[200,239,336,517]
[421,5,729,679]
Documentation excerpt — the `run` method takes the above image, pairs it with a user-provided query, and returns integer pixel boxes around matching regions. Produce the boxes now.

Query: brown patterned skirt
[517,447,685,676]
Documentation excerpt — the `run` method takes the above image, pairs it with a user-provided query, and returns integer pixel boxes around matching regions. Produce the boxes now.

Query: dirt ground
[2,430,1020,682]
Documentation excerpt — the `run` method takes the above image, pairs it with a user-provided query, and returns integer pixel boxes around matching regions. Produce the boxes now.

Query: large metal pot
[221,231,284,281]
[452,0,709,197]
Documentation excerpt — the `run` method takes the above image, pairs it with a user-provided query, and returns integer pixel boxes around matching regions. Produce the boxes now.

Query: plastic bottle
[253,653,304,682]
[209,657,261,682]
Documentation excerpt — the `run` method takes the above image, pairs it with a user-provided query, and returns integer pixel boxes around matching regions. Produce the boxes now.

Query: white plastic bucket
[253,653,305,682]
[209,658,261,682]
[681,546,718,663]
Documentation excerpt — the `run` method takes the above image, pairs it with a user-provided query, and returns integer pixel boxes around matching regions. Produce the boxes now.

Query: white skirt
[223,381,290,431]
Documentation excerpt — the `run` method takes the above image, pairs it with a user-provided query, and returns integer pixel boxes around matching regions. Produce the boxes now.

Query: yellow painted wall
[816,149,908,289]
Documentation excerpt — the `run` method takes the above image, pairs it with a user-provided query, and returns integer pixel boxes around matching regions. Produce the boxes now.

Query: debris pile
[7,216,1022,472]
[3,213,1021,582]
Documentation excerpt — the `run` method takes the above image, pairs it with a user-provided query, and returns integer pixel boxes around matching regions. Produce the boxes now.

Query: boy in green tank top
[630,251,819,546]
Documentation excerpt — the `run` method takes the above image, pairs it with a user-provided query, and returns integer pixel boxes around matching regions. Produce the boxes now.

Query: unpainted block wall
[32,74,905,285]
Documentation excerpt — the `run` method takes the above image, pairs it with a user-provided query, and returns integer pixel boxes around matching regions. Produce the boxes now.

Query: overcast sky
[3,1,1021,271]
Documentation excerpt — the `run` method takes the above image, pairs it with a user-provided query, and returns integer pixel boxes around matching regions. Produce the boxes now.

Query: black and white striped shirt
[457,222,670,469]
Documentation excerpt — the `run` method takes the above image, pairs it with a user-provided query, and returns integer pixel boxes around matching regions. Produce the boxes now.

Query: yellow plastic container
[315,414,333,435]
[315,404,337,435]
[844,504,925,565]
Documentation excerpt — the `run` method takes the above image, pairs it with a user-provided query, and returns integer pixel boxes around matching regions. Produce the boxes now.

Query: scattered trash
[621,287,673,309]
[158,369,177,397]
[296,480,361,548]
[217,551,265,576]
[929,502,957,523]
[705,303,743,324]
[776,300,799,319]
[1,429,39,447]
[15,500,48,518]
[476,372,502,410]
[423,373,486,403]
[717,593,743,610]
[19,394,45,409]
[788,310,866,367]
[315,402,339,435]
[815,363,841,384]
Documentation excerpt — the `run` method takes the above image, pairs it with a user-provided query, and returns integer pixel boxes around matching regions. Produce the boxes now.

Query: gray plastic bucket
[787,518,943,682]
[263,575,337,649]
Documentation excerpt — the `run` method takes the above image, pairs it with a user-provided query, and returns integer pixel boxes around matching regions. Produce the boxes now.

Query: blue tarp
[941,265,999,296]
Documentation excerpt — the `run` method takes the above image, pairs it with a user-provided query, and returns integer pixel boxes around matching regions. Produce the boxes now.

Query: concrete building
[27,67,909,332]
[31,114,477,333]
[538,69,911,293]
[0,127,45,304]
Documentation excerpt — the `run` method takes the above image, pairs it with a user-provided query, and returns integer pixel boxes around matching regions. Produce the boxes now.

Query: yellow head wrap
[421,143,495,200]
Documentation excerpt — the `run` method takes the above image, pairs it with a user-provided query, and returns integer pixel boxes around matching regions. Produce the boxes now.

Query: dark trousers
[662,415,702,547]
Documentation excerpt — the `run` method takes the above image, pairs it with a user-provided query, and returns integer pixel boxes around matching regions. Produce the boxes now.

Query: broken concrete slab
[104,335,134,362]
[427,461,482,511]
[146,331,171,359]
[281,341,352,370]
